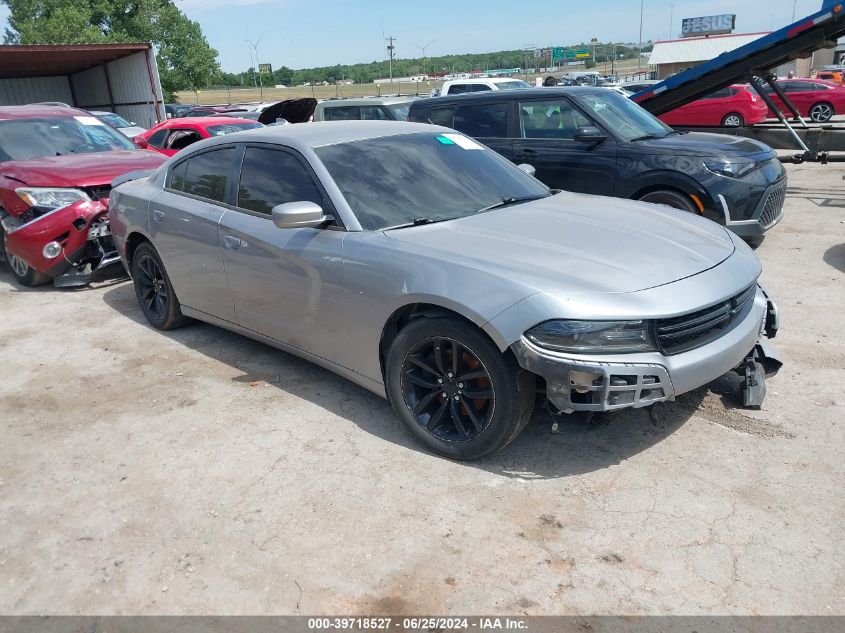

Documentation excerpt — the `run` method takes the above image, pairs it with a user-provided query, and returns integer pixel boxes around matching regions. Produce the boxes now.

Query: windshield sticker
[74,116,105,126]
[441,133,484,150]
[436,135,456,145]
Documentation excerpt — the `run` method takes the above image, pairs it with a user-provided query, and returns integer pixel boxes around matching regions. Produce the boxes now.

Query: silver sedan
[109,121,780,460]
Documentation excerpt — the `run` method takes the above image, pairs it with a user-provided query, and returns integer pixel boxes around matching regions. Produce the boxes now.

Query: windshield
[386,103,412,121]
[206,122,263,136]
[96,113,132,128]
[497,81,531,90]
[575,91,673,141]
[315,132,550,230]
[0,116,138,161]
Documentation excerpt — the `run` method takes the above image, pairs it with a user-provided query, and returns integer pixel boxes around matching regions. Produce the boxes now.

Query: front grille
[86,185,111,201]
[759,181,786,228]
[657,285,756,355]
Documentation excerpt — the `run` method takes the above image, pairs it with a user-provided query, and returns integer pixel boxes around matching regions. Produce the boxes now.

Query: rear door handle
[223,235,244,251]
[152,209,165,224]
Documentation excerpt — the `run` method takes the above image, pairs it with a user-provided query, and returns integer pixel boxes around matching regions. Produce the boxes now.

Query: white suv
[435,77,531,97]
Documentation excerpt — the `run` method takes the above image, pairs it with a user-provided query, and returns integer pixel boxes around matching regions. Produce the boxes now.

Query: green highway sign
[553,48,592,60]
[552,47,565,61]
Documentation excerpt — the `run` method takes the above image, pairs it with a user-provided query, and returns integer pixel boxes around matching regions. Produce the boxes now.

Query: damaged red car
[0,105,166,287]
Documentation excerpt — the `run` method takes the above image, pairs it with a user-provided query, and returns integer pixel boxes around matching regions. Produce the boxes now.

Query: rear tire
[638,189,698,214]
[809,102,834,123]
[385,318,534,460]
[721,112,744,127]
[131,242,191,330]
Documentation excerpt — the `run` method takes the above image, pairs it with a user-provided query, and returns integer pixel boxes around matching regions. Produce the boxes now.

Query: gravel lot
[1,162,843,616]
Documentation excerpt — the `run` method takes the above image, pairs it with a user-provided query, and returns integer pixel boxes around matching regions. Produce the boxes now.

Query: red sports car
[659,85,769,128]
[765,79,845,122]
[135,117,263,157]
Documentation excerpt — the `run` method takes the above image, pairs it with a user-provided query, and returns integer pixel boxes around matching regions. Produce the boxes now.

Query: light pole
[414,40,436,78]
[638,0,644,72]
[246,37,264,100]
[244,40,258,91]
[669,4,674,40]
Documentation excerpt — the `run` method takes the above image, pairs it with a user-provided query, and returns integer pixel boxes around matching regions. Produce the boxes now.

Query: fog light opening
[569,370,602,394]
[42,241,62,260]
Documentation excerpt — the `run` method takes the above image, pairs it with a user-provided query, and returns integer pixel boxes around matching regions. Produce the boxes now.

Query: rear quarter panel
[108,177,158,266]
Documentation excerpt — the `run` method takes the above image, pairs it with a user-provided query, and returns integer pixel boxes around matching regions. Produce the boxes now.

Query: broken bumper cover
[512,287,780,413]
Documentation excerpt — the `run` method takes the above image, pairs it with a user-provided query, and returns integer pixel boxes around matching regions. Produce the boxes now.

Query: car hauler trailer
[632,1,845,162]
[0,43,165,128]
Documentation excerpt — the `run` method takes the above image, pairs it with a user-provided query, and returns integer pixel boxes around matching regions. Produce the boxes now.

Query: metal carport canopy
[0,43,152,79]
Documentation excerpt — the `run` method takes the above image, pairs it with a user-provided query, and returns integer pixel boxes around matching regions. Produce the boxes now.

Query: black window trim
[231,142,346,230]
[164,143,240,207]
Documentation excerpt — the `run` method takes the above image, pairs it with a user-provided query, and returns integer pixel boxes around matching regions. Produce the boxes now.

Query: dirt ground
[0,162,843,616]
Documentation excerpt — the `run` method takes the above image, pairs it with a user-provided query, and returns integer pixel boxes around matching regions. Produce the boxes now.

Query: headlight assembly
[16,187,90,211]
[703,160,757,179]
[525,320,656,354]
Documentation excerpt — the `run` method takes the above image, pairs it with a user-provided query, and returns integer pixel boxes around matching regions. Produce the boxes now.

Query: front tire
[809,102,834,123]
[0,226,49,287]
[721,112,744,127]
[385,318,534,460]
[131,242,191,330]
[638,189,698,214]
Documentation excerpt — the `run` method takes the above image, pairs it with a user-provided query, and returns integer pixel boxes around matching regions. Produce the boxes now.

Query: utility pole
[669,4,674,40]
[638,0,644,72]
[386,36,396,90]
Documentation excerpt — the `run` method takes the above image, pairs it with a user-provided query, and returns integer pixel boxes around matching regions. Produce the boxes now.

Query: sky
[0,0,829,72]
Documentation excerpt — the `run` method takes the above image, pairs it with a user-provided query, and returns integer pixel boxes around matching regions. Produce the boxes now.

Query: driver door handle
[223,235,245,251]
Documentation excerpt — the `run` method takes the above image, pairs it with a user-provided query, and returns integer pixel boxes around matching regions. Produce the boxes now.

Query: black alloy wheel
[401,336,495,442]
[131,243,191,330]
[136,252,169,322]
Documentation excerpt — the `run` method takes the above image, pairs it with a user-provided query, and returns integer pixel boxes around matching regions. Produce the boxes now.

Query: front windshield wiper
[384,217,450,230]
[475,194,549,214]
[629,134,665,142]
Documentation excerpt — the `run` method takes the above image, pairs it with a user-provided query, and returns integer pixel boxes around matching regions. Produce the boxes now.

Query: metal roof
[648,33,770,66]
[0,44,151,79]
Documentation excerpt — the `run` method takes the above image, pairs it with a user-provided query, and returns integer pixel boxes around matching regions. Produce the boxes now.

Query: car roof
[411,86,612,108]
[159,116,262,127]
[318,96,419,107]
[0,104,94,120]
[446,77,524,84]
[193,121,446,152]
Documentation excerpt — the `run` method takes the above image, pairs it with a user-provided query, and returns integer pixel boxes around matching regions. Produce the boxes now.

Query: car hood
[628,132,775,158]
[1,150,167,188]
[384,192,735,295]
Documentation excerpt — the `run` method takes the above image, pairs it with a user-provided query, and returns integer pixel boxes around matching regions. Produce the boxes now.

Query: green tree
[2,0,220,98]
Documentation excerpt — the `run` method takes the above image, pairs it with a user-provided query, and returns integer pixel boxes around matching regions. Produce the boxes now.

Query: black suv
[409,87,787,240]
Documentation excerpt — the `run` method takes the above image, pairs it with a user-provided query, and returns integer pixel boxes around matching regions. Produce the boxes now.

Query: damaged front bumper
[512,287,781,413]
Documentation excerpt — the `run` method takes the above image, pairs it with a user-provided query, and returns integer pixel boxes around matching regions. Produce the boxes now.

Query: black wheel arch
[622,170,720,221]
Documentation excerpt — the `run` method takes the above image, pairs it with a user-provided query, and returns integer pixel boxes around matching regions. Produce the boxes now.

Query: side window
[471,84,493,92]
[811,82,832,91]
[448,84,468,95]
[237,147,324,215]
[427,107,456,127]
[169,160,188,191]
[323,107,361,121]
[177,147,235,203]
[703,88,732,99]
[359,106,390,120]
[519,100,591,139]
[166,129,203,150]
[453,102,509,138]
[147,129,168,148]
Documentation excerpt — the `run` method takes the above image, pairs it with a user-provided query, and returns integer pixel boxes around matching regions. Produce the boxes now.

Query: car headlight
[16,187,90,211]
[525,320,656,354]
[703,160,756,179]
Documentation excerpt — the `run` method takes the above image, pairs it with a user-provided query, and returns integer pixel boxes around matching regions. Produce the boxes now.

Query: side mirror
[129,121,137,126]
[271,201,329,229]
[517,163,536,177]
[574,126,608,144]
[134,136,149,149]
